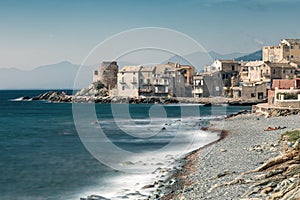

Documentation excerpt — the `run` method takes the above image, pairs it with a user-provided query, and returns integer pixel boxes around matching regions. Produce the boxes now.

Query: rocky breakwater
[31,91,73,102]
[29,82,180,104]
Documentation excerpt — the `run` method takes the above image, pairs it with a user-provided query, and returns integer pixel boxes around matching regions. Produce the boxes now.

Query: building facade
[263,39,300,63]
[117,66,140,97]
[117,63,194,97]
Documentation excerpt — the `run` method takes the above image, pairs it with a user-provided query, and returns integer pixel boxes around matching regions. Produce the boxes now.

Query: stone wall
[93,61,118,89]
[275,100,300,108]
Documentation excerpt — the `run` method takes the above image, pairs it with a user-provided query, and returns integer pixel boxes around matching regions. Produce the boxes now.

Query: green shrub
[281,130,300,142]
[93,81,105,90]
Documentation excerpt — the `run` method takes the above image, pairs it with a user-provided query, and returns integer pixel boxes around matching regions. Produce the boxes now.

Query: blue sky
[1,0,300,69]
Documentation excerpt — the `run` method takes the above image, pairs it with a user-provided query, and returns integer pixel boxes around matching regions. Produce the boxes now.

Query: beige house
[240,60,295,85]
[262,61,295,82]
[139,66,156,96]
[117,66,140,97]
[240,61,265,83]
[192,74,204,97]
[263,39,300,63]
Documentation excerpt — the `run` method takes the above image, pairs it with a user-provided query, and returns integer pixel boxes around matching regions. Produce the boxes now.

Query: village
[91,39,300,107]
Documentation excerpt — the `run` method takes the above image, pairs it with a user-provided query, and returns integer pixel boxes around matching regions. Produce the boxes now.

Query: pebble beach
[160,113,300,200]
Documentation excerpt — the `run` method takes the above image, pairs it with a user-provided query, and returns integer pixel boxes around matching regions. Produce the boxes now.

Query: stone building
[202,71,224,97]
[232,82,267,100]
[201,60,239,97]
[263,39,300,63]
[117,63,194,97]
[93,61,119,89]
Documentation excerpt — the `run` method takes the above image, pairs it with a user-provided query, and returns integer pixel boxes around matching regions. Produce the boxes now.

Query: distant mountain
[236,50,262,61]
[208,51,247,60]
[0,61,94,89]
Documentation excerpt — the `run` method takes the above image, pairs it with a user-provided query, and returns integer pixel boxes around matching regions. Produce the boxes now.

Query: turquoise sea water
[0,90,251,199]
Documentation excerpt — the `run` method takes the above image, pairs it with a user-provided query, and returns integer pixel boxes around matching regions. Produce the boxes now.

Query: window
[132,77,137,83]
[291,55,294,59]
[291,70,294,73]
[273,69,276,74]
[122,77,125,83]
[94,70,98,75]
[122,85,125,90]
[231,65,235,71]
[283,69,286,73]
[291,45,294,49]
[140,79,143,84]
[133,72,135,75]
[122,72,124,75]
[251,93,256,98]
[165,86,168,93]
[147,79,150,84]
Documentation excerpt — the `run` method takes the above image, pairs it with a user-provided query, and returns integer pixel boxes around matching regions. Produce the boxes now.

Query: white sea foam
[9,97,32,101]
[77,116,222,199]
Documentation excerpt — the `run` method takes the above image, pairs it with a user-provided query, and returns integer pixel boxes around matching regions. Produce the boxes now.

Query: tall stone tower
[93,61,119,89]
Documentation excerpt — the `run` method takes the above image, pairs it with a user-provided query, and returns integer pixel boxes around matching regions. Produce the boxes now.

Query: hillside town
[92,39,300,106]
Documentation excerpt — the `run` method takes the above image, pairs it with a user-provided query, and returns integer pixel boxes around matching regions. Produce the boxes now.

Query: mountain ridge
[0,50,262,89]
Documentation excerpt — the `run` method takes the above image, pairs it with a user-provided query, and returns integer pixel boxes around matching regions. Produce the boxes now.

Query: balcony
[154,91,168,94]
[119,80,126,84]
[139,89,152,93]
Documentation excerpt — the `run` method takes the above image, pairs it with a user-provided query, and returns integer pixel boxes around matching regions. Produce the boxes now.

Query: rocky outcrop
[268,108,300,117]
[208,130,300,200]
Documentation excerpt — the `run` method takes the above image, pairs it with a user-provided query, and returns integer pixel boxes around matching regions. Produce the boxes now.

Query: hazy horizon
[1,0,300,70]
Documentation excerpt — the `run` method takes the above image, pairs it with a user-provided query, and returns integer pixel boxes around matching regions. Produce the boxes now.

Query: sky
[1,0,300,69]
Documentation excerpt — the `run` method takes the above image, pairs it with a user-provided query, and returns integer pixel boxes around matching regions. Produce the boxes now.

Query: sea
[0,90,252,200]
